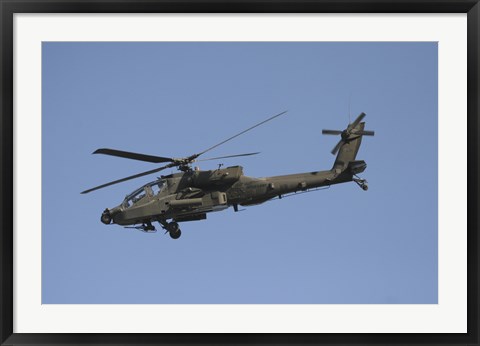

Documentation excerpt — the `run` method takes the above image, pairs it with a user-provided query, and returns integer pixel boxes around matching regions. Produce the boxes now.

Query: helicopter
[81,111,374,239]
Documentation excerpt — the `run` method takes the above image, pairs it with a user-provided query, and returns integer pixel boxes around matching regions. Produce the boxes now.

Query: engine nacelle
[192,166,243,187]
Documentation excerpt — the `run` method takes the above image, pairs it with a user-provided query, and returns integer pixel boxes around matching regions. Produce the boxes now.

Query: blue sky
[42,42,437,304]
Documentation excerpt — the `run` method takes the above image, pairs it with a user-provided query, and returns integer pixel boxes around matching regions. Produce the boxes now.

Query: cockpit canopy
[123,180,166,208]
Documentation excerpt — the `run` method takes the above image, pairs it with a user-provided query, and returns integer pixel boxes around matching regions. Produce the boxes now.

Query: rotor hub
[178,164,192,172]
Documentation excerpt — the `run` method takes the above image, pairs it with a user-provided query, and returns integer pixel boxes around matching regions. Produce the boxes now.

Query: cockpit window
[150,181,164,195]
[124,188,146,208]
[124,180,165,208]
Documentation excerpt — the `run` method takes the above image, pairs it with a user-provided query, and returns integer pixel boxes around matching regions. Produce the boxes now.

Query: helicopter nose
[100,208,112,224]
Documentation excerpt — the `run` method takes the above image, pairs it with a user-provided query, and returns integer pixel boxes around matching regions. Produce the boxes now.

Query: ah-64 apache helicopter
[82,111,374,239]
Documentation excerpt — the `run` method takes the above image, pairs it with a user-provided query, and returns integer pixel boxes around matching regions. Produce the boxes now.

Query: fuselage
[92,116,372,240]
[105,164,359,227]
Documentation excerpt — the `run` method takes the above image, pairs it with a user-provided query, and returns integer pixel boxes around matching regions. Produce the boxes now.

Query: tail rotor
[322,112,375,155]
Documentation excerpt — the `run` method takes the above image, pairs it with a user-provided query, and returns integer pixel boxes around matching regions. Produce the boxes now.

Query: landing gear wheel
[169,229,181,239]
[362,184,369,191]
[167,222,181,239]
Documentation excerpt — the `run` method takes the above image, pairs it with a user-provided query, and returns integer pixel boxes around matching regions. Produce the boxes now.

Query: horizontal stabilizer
[347,160,367,174]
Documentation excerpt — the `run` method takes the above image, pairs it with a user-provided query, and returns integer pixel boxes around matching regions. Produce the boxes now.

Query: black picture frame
[1,1,478,345]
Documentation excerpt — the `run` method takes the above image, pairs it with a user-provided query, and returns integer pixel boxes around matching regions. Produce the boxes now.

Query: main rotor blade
[349,112,366,129]
[196,110,287,157]
[81,162,176,194]
[196,152,260,162]
[93,148,174,163]
[322,129,343,135]
[331,139,344,155]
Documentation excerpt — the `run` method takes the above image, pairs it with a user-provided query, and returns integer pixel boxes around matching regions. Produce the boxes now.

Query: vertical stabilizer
[332,122,365,172]
[322,112,374,173]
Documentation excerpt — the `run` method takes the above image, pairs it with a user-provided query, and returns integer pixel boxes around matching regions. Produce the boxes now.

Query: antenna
[348,92,352,124]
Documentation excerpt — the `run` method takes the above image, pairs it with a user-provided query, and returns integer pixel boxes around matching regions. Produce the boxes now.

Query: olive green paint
[87,112,374,239]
